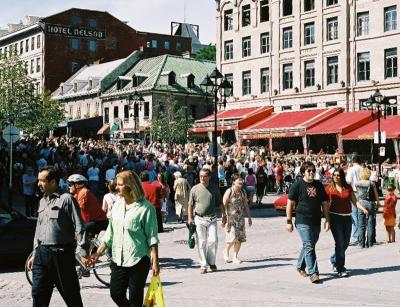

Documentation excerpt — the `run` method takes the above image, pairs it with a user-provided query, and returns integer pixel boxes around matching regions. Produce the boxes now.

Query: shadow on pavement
[246,257,295,263]
[217,262,290,273]
[160,257,197,270]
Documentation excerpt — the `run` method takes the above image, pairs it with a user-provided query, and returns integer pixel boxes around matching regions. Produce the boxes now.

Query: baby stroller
[283,172,294,194]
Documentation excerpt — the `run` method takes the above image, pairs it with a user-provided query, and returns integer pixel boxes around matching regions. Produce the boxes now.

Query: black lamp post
[128,90,144,140]
[200,67,232,164]
[362,89,396,177]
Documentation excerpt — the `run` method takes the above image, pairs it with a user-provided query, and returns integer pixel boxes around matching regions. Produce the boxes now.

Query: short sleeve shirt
[288,179,328,225]
[189,183,221,217]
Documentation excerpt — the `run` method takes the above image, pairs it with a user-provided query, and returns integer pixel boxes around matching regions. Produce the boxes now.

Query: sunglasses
[306,169,315,173]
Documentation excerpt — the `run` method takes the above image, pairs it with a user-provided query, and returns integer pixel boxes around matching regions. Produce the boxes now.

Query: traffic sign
[2,125,20,143]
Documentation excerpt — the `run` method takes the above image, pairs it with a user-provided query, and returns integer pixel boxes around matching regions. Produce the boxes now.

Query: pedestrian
[326,168,368,277]
[286,161,330,283]
[90,170,160,307]
[188,168,226,274]
[255,165,267,205]
[27,166,90,307]
[381,184,397,243]
[102,179,118,219]
[355,168,379,248]
[346,154,363,245]
[223,173,252,264]
[141,170,163,233]
[22,166,37,217]
[173,171,190,223]
[87,161,100,198]
[244,167,257,207]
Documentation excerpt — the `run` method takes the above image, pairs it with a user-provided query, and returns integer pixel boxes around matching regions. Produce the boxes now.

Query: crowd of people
[1,135,400,305]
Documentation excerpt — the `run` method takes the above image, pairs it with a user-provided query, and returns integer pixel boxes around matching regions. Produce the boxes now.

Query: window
[304,23,315,45]
[242,36,251,57]
[357,52,370,81]
[282,106,292,111]
[25,39,29,52]
[164,40,170,50]
[168,72,176,85]
[88,18,97,28]
[242,4,251,27]
[304,0,315,12]
[224,9,233,31]
[36,58,40,73]
[71,61,79,73]
[326,101,338,107]
[260,32,270,54]
[327,17,338,41]
[187,74,195,88]
[144,102,150,118]
[31,37,35,50]
[69,106,73,117]
[300,103,317,109]
[224,40,233,60]
[20,42,23,54]
[260,68,269,93]
[114,106,119,119]
[326,0,338,6]
[77,107,81,118]
[37,35,41,49]
[385,48,397,78]
[357,12,369,36]
[89,40,96,52]
[124,105,129,121]
[283,27,293,49]
[242,71,251,95]
[283,64,293,90]
[283,0,292,16]
[384,97,398,115]
[71,16,80,27]
[104,107,109,123]
[327,56,338,84]
[4,46,7,58]
[384,6,397,32]
[176,42,182,51]
[151,40,158,48]
[304,60,315,87]
[71,38,79,50]
[260,0,269,22]
[30,59,34,74]
[87,103,91,117]
[225,74,233,96]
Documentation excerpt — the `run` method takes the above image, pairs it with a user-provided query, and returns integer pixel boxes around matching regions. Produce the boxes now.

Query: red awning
[190,106,273,133]
[306,111,374,135]
[342,115,400,140]
[97,123,110,135]
[241,108,342,139]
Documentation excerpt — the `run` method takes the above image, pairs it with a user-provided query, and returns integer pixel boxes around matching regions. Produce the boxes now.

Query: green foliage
[195,44,216,61]
[0,53,64,134]
[149,95,193,144]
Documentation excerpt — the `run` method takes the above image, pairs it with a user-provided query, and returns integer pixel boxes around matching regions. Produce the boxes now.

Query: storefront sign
[45,24,106,39]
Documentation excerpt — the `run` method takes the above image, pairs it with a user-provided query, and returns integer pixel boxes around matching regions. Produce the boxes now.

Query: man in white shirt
[345,154,363,244]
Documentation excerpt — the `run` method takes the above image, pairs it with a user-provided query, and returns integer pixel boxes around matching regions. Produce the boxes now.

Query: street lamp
[128,90,144,140]
[200,67,232,164]
[362,89,396,177]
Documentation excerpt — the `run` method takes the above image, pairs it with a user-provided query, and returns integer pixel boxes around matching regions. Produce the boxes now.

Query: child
[382,184,397,243]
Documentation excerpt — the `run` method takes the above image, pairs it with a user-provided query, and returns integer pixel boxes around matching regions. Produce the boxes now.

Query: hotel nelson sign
[45,24,106,39]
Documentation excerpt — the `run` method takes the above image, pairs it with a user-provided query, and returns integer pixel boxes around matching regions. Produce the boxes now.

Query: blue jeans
[351,201,359,243]
[358,200,375,247]
[296,223,321,276]
[330,214,352,273]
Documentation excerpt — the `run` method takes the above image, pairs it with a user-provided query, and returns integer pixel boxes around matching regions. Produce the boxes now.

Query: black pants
[155,207,163,233]
[32,245,83,307]
[110,256,151,307]
[86,219,109,238]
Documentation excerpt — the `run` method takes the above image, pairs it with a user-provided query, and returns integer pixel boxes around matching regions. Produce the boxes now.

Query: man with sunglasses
[286,161,330,283]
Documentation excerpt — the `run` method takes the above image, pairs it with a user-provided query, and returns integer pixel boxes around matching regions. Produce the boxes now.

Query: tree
[0,52,64,134]
[149,95,193,144]
[195,44,216,61]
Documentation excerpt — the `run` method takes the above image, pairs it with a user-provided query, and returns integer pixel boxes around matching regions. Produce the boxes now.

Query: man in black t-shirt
[286,161,330,283]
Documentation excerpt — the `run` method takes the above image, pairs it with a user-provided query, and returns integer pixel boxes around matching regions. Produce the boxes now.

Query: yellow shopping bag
[144,275,165,307]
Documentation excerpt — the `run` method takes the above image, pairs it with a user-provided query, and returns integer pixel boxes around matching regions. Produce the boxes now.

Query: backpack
[245,174,256,187]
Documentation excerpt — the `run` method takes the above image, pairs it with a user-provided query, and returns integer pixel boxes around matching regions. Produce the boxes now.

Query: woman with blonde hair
[90,170,160,307]
[174,171,190,223]
[355,168,379,248]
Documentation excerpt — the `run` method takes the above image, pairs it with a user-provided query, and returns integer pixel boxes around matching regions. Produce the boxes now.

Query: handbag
[144,275,166,307]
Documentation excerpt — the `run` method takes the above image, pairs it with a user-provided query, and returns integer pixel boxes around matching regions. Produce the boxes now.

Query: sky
[0,0,217,44]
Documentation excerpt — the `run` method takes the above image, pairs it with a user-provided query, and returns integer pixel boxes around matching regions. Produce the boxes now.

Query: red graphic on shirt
[307,187,317,197]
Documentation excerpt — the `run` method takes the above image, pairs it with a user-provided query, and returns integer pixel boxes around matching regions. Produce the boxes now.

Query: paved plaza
[1,195,399,307]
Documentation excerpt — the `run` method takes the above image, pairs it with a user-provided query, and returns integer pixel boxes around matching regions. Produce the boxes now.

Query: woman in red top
[381,184,397,243]
[326,168,368,277]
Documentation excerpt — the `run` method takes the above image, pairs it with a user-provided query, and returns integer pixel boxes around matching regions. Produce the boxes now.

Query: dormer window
[73,82,77,92]
[88,80,93,90]
[132,74,148,87]
[168,71,176,85]
[117,76,131,90]
[187,74,195,88]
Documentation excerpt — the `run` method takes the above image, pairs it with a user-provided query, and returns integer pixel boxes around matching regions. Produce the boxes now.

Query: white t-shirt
[103,193,118,219]
[346,163,362,191]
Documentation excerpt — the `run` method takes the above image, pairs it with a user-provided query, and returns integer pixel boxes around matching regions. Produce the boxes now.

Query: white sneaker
[232,257,242,264]
[223,250,231,263]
